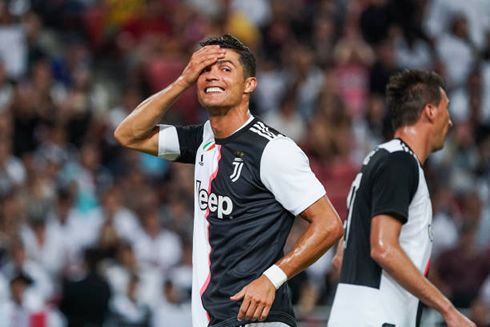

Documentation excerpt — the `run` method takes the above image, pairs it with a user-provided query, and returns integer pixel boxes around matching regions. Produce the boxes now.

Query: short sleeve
[371,151,419,224]
[260,137,326,216]
[158,125,180,160]
[174,124,204,164]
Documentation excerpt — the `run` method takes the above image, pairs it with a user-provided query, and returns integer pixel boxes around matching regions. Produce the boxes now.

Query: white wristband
[263,265,288,290]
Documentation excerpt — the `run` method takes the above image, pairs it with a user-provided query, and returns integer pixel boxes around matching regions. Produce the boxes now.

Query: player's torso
[194,125,274,222]
[331,139,432,327]
[399,164,433,275]
[192,120,296,327]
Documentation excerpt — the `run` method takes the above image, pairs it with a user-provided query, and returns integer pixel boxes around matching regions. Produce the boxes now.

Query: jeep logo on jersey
[196,181,233,219]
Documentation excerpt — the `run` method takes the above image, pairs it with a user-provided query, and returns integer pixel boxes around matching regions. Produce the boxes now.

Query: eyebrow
[216,60,236,67]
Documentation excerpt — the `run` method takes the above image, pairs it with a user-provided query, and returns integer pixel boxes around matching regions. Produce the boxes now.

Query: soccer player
[328,70,475,327]
[114,34,343,327]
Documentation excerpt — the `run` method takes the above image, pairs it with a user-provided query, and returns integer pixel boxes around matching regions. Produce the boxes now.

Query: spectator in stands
[0,0,487,325]
[0,61,13,111]
[134,207,182,274]
[262,92,306,143]
[59,247,111,326]
[152,279,192,327]
[435,223,490,308]
[0,272,43,327]
[104,240,162,306]
[108,274,151,326]
[1,238,54,303]
[436,14,474,90]
[0,136,26,197]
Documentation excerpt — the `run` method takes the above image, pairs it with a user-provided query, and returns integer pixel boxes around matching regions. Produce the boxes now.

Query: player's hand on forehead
[180,45,226,87]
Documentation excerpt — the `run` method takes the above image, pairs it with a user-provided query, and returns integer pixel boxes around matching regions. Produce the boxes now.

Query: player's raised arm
[113,45,226,155]
[371,214,475,327]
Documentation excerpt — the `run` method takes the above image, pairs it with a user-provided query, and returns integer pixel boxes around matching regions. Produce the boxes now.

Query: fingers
[198,52,225,68]
[250,303,268,322]
[192,45,225,67]
[236,294,273,322]
[237,296,251,321]
[244,300,258,321]
[230,288,245,301]
[259,304,271,321]
[232,278,275,322]
[197,44,224,55]
[181,46,225,86]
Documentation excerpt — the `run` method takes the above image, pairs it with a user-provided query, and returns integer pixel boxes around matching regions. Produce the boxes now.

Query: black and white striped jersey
[329,138,433,327]
[158,116,326,327]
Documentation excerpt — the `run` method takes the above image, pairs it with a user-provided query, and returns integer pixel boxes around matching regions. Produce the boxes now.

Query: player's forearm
[276,198,343,279]
[372,245,454,316]
[114,77,189,147]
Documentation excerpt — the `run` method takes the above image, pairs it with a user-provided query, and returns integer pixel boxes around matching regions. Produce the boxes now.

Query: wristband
[263,265,288,290]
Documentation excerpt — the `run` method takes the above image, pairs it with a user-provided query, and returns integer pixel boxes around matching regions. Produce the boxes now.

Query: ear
[244,77,257,94]
[423,103,437,123]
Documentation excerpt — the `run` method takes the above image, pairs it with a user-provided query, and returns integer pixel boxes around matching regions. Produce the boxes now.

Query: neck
[394,125,431,164]
[208,105,251,139]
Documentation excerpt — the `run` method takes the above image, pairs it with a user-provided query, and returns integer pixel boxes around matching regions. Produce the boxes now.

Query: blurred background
[0,0,489,326]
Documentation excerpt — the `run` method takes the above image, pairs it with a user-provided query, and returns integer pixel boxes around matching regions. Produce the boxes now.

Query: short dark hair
[200,34,256,78]
[386,70,446,130]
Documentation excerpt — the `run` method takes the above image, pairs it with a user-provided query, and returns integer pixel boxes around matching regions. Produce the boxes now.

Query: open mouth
[205,87,224,94]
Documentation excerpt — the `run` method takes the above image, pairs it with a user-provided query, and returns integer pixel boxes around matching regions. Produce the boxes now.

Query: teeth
[205,87,224,94]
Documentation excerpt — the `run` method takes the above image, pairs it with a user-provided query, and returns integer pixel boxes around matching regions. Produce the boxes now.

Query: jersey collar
[395,138,423,167]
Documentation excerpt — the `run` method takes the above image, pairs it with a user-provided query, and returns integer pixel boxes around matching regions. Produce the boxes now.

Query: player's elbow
[330,218,344,242]
[321,216,343,243]
[113,125,132,148]
[370,242,391,265]
[113,127,124,145]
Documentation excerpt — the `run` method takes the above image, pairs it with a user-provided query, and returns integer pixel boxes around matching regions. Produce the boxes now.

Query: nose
[205,65,219,81]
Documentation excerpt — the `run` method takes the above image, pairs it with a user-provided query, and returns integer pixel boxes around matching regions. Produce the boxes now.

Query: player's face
[432,88,452,152]
[196,50,252,111]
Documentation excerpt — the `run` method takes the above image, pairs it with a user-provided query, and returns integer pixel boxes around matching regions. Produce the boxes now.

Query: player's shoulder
[365,139,420,177]
[240,119,305,165]
[252,120,302,154]
[375,139,419,164]
[246,119,285,143]
[378,138,413,154]
[238,118,295,156]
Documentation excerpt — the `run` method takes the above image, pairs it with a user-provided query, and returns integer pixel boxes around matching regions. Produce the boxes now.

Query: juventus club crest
[230,158,244,182]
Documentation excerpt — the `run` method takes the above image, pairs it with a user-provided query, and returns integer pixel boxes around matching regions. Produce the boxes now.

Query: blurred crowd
[0,0,489,326]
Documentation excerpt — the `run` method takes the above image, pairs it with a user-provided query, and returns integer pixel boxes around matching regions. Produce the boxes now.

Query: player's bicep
[298,197,326,223]
[370,214,403,258]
